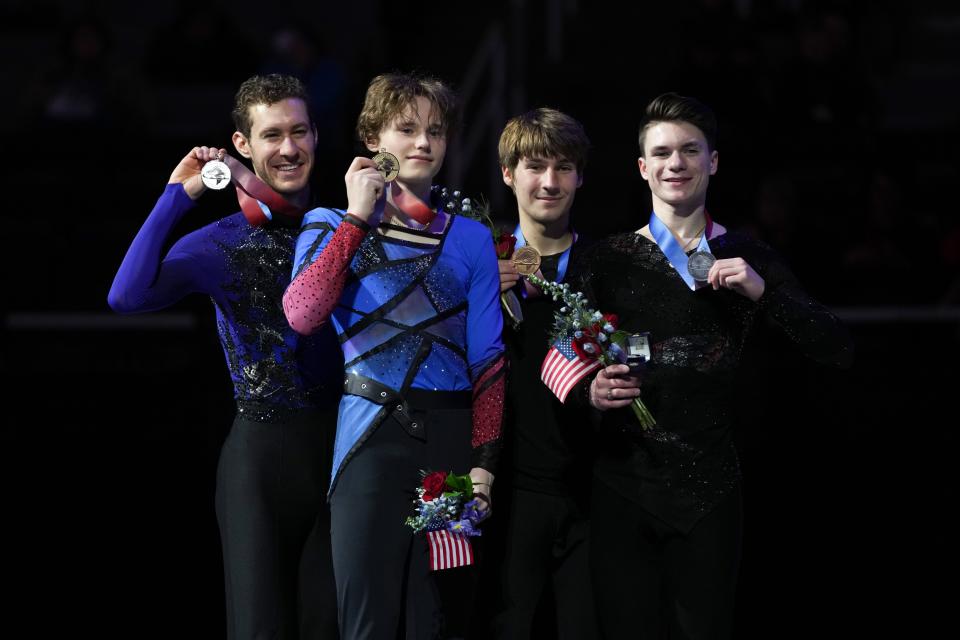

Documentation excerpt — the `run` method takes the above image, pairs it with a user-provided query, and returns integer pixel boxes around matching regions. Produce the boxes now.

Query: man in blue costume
[283,72,506,640]
[108,74,339,639]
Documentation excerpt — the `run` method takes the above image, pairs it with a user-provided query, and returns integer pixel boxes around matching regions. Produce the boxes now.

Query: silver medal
[201,152,231,190]
[687,250,716,281]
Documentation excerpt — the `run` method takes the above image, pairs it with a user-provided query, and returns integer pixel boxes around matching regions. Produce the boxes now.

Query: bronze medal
[512,246,542,276]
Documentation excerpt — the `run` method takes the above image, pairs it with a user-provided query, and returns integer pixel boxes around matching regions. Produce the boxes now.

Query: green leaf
[444,472,473,494]
[610,330,630,346]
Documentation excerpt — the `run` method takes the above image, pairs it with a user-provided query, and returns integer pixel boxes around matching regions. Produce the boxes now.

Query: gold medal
[372,148,399,182]
[511,246,541,276]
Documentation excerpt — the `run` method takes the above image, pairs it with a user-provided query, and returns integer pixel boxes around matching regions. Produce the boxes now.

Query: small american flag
[427,529,474,571]
[541,335,602,403]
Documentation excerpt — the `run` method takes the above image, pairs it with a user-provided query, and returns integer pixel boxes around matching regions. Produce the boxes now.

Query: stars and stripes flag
[427,529,474,570]
[541,335,602,403]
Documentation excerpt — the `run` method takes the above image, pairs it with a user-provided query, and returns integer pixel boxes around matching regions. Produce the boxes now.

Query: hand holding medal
[201,149,232,190]
[687,250,715,283]
[169,146,232,200]
[704,256,766,301]
[345,156,388,222]
[372,148,399,183]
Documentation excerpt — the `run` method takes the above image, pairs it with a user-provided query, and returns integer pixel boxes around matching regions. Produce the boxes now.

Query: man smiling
[479,108,599,639]
[570,92,852,639]
[109,74,340,640]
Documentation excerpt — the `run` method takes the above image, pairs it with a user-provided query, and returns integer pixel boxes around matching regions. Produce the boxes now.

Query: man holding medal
[473,108,599,638]
[108,74,340,639]
[568,93,853,639]
[282,73,505,640]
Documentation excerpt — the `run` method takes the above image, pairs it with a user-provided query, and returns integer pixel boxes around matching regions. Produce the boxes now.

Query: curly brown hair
[232,74,310,137]
[355,73,458,145]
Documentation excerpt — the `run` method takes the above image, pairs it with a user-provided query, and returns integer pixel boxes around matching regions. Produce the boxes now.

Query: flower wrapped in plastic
[405,470,489,570]
[528,273,656,430]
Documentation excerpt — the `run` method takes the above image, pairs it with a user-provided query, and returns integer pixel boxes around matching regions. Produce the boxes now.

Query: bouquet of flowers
[527,273,656,430]
[437,187,524,326]
[405,470,488,570]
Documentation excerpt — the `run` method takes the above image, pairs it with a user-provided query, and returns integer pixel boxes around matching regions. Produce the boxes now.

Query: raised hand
[169,146,228,201]
[344,156,386,222]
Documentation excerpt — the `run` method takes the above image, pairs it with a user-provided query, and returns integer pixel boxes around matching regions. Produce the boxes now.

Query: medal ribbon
[389,182,437,226]
[224,156,306,226]
[648,211,712,291]
[514,223,577,298]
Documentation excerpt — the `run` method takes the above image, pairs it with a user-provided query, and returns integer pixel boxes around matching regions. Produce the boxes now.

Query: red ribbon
[224,156,306,226]
[389,181,436,226]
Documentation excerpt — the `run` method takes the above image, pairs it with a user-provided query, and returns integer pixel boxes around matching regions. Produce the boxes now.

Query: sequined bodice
[211,216,341,412]
[570,231,852,531]
[335,226,473,392]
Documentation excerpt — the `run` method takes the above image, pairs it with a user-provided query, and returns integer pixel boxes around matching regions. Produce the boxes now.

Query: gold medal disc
[372,148,400,182]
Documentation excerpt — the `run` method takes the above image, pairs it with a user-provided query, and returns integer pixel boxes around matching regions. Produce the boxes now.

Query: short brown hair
[498,108,590,172]
[355,73,459,144]
[232,74,310,137]
[638,92,718,155]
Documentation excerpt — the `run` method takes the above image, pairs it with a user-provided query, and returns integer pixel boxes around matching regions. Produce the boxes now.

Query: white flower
[603,323,615,333]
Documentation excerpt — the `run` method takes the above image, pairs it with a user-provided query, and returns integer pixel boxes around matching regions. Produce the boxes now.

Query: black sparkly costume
[568,230,853,639]
[108,184,342,639]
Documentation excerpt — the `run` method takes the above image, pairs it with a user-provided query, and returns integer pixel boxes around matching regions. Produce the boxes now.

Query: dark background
[2,0,958,637]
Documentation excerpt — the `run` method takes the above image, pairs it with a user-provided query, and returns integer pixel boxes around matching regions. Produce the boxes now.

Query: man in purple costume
[108,74,339,640]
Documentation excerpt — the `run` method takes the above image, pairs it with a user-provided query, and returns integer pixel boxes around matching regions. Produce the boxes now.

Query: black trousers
[479,487,599,640]
[590,479,742,640]
[215,408,339,640]
[330,392,473,640]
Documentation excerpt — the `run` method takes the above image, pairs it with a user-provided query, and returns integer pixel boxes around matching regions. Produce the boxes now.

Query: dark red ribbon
[224,156,306,226]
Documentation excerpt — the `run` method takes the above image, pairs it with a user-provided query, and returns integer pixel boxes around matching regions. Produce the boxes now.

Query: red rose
[422,471,449,501]
[602,313,619,329]
[494,233,517,259]
[572,335,601,361]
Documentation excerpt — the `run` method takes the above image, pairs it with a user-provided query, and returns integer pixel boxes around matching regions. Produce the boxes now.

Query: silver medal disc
[687,250,716,281]
[201,160,232,190]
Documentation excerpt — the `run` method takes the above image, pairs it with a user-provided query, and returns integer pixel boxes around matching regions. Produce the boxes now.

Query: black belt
[343,373,471,441]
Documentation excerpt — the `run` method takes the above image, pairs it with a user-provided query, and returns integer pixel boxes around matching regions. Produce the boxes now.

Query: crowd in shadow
[3,0,957,310]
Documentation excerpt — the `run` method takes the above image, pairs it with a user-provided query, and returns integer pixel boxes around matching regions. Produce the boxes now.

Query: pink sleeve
[283,217,368,335]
